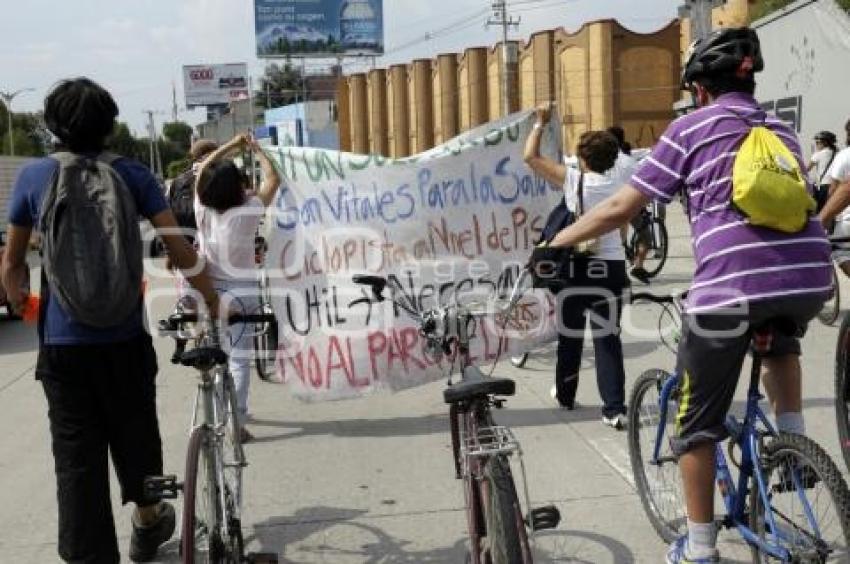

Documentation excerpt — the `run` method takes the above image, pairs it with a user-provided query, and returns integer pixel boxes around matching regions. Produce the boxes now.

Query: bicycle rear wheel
[182,425,221,564]
[628,369,686,543]
[819,266,841,326]
[749,433,850,563]
[641,220,669,279]
[482,455,526,564]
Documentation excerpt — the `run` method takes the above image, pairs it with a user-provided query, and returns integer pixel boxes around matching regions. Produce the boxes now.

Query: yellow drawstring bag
[731,125,814,233]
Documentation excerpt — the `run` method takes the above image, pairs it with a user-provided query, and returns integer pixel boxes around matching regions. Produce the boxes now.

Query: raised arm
[250,140,282,207]
[523,103,567,189]
[194,133,250,198]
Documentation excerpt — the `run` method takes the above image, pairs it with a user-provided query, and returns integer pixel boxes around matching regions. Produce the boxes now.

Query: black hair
[197,160,247,213]
[577,131,619,174]
[606,126,625,145]
[44,77,118,153]
[693,72,756,97]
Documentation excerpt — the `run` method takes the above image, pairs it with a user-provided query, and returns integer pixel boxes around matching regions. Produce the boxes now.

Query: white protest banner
[262,110,563,400]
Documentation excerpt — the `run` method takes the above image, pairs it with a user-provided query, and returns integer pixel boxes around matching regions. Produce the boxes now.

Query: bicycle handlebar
[160,312,276,332]
[829,236,850,249]
[630,292,679,306]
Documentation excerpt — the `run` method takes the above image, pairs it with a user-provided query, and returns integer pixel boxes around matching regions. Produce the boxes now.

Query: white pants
[215,280,259,426]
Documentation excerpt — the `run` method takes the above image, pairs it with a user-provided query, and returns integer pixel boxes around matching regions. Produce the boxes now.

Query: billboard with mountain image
[255,0,384,57]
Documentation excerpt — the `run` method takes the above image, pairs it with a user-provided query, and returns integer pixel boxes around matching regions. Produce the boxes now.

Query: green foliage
[162,121,193,153]
[108,122,145,160]
[0,105,48,156]
[255,62,305,109]
[166,158,190,179]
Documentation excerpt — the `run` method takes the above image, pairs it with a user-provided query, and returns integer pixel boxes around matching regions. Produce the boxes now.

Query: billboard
[254,0,384,58]
[183,63,250,108]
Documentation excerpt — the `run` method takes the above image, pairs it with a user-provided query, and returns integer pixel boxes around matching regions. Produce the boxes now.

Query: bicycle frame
[651,356,821,561]
[353,272,540,562]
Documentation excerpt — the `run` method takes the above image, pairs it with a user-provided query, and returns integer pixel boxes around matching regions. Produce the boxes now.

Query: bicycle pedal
[143,474,182,500]
[245,552,278,563]
[527,505,561,531]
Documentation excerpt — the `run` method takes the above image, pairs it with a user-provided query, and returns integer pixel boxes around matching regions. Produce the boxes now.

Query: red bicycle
[353,274,560,563]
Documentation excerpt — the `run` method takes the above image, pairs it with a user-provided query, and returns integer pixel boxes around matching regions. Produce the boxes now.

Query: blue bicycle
[628,293,850,562]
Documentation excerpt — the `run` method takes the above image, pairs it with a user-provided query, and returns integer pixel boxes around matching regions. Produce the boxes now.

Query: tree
[0,106,49,157]
[108,122,145,160]
[166,158,190,179]
[162,121,193,153]
[255,62,305,110]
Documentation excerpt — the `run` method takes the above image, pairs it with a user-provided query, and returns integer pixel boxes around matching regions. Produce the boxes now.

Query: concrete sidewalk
[1,206,847,563]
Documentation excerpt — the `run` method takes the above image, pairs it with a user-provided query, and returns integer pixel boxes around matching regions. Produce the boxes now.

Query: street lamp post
[0,88,35,157]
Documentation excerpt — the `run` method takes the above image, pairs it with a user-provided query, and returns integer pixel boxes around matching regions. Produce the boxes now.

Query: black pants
[554,259,628,417]
[37,334,163,564]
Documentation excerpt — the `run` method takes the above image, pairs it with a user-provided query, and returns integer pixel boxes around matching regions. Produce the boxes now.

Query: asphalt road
[1,206,848,563]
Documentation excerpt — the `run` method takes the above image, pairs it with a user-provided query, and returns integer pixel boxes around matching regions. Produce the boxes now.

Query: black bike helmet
[681,27,764,89]
[814,130,837,145]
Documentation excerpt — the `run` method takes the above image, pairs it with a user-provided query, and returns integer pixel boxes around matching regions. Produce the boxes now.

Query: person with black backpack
[0,77,220,563]
[168,139,219,238]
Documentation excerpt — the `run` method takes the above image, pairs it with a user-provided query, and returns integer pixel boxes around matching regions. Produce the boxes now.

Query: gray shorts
[670,294,825,456]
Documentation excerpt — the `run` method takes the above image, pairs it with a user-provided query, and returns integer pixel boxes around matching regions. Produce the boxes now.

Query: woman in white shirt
[808,130,837,212]
[194,133,282,441]
[524,106,628,429]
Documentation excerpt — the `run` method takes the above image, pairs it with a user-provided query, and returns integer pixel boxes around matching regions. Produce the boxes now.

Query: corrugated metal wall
[1,157,35,229]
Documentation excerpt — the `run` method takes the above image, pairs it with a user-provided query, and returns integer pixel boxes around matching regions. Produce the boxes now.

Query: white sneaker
[602,414,626,430]
[549,385,557,400]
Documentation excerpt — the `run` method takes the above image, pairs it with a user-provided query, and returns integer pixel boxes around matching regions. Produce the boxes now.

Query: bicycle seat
[443,366,515,404]
[180,347,227,370]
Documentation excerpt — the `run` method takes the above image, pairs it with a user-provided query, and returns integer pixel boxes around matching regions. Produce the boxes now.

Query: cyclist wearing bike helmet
[808,130,837,212]
[544,27,830,563]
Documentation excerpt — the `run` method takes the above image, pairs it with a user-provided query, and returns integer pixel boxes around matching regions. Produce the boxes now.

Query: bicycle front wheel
[819,266,841,326]
[749,433,850,563]
[482,455,526,564]
[628,369,686,543]
[254,314,278,381]
[837,313,850,472]
[182,425,221,564]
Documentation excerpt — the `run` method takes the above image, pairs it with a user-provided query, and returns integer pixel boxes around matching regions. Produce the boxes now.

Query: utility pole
[675,1,725,115]
[171,81,179,123]
[0,88,35,156]
[487,0,520,117]
[143,110,163,178]
[680,0,727,43]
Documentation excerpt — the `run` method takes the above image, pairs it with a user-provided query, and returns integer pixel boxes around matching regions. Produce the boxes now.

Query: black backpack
[40,152,143,327]
[169,169,197,230]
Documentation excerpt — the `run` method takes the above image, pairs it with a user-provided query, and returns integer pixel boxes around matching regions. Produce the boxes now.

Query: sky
[0,0,680,137]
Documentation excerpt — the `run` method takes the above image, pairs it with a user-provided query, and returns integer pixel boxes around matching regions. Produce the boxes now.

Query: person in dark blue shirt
[1,77,219,564]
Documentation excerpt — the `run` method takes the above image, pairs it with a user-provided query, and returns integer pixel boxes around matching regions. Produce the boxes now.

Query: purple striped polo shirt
[631,92,831,313]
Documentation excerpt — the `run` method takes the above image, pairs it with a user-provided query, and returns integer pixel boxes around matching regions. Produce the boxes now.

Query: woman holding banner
[523,105,629,430]
[194,132,282,442]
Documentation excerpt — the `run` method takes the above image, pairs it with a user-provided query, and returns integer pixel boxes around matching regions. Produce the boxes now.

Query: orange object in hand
[21,294,40,324]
